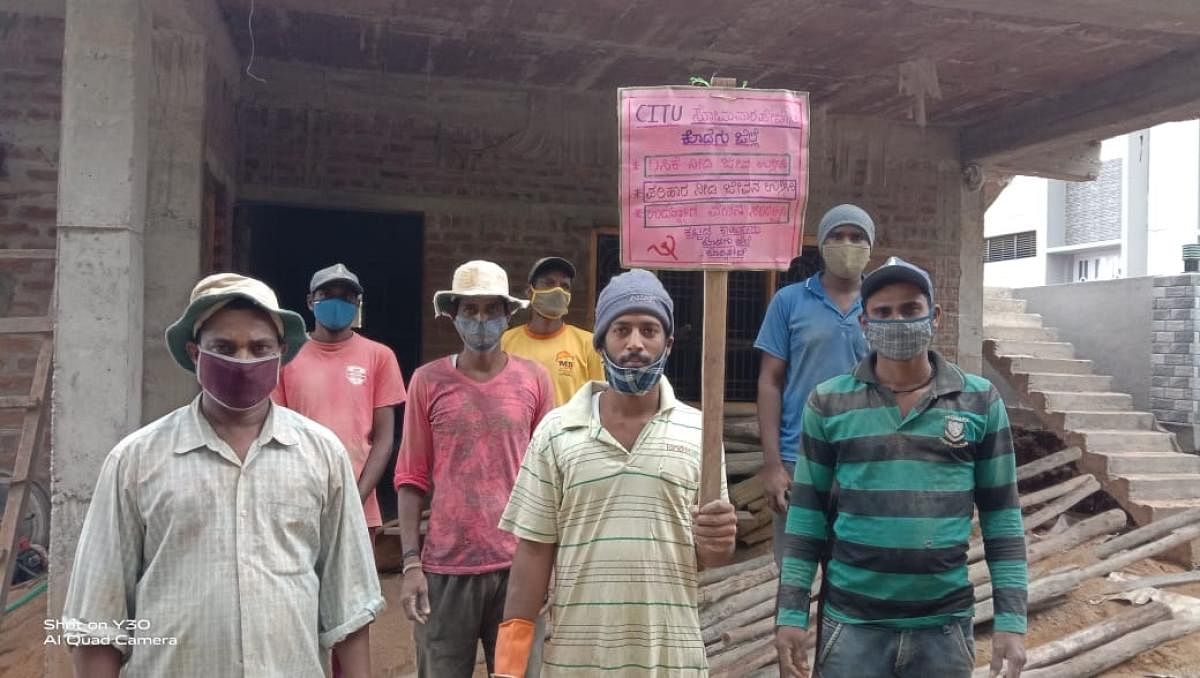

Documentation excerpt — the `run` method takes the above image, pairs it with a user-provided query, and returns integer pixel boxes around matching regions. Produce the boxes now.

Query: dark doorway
[240,204,424,521]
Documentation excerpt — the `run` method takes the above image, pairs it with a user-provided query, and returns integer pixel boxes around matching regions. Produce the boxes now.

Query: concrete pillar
[1123,129,1151,277]
[49,0,150,675]
[958,181,986,374]
[142,28,205,422]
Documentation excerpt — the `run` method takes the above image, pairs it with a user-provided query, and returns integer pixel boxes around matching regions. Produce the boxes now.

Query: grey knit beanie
[593,269,674,349]
[817,204,876,245]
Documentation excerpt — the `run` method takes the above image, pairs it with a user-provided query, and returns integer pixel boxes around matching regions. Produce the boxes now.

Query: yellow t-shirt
[502,324,605,406]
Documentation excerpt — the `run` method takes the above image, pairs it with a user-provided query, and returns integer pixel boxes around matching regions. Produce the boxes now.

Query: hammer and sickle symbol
[647,234,678,261]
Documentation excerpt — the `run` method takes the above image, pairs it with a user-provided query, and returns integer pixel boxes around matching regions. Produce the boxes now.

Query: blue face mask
[313,298,358,332]
[603,349,669,396]
[454,315,507,352]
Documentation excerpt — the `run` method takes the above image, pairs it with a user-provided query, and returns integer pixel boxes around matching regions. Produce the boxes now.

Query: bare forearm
[359,408,396,498]
[396,486,425,557]
[504,539,555,621]
[358,441,393,499]
[757,378,784,466]
[72,646,121,678]
[333,625,371,678]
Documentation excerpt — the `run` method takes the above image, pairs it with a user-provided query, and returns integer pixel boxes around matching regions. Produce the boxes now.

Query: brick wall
[1064,157,1122,246]
[1150,274,1200,447]
[236,62,974,370]
[0,12,62,478]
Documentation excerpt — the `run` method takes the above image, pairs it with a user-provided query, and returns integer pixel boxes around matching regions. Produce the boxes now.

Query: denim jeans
[815,616,976,678]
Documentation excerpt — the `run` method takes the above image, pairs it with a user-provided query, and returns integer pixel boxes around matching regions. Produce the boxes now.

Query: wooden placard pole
[700,269,730,503]
[698,75,738,504]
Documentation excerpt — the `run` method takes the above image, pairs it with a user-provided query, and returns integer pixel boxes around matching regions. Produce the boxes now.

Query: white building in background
[984,120,1200,288]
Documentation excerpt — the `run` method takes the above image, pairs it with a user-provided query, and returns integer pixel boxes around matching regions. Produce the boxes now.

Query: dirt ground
[974,532,1200,678]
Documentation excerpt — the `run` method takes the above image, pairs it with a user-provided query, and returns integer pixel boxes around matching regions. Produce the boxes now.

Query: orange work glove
[492,618,536,678]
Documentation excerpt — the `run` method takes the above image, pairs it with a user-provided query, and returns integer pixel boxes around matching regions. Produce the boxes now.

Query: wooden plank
[0,249,55,260]
[0,317,52,334]
[1016,447,1082,481]
[0,337,52,619]
[1103,570,1200,594]
[0,396,38,410]
[700,270,729,504]
[970,602,1173,677]
[1094,506,1200,559]
[1021,617,1200,678]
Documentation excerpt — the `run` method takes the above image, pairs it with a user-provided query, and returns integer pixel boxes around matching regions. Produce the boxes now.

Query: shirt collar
[559,377,679,430]
[804,273,863,315]
[852,351,964,397]
[172,396,299,454]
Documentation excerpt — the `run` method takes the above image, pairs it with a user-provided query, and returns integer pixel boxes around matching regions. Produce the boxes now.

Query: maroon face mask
[196,349,281,411]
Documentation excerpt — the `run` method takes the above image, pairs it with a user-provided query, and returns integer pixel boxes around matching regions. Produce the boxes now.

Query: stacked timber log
[697,554,799,678]
[723,405,765,478]
[721,410,775,551]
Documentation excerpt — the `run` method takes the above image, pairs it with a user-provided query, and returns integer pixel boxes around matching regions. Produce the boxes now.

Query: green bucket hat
[165,273,308,373]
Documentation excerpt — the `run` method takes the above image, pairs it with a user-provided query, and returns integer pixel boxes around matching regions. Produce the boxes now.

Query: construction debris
[705,406,1200,674]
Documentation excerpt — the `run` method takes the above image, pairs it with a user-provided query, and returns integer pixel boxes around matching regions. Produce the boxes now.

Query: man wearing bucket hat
[775,258,1027,678]
[62,273,384,678]
[492,269,738,677]
[394,260,554,678]
[274,263,407,536]
[501,257,604,406]
[756,204,876,564]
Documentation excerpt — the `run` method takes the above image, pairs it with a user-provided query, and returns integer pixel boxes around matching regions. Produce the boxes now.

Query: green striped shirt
[777,352,1028,634]
[500,378,727,676]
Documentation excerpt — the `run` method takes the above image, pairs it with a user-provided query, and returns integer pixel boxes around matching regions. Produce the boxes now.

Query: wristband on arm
[492,618,536,678]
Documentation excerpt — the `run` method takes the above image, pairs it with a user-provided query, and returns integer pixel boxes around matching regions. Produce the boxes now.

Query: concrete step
[985,297,1027,314]
[1113,473,1200,502]
[1038,391,1133,412]
[1008,356,1095,375]
[1056,410,1157,431]
[1095,451,1200,475]
[982,312,1045,328]
[992,340,1076,360]
[1077,429,1178,453]
[1141,498,1200,522]
[985,287,1013,299]
[1026,373,1112,392]
[984,325,1059,342]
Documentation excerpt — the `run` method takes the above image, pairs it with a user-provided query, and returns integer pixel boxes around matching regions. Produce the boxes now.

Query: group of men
[61,202,1028,678]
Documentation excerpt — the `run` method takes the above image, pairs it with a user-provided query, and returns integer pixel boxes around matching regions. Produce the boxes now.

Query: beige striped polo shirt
[500,378,727,677]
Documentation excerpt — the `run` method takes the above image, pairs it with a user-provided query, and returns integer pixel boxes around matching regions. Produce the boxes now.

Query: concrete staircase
[983,287,1200,563]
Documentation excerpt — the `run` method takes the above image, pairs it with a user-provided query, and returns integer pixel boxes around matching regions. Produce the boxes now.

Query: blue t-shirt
[753,274,868,463]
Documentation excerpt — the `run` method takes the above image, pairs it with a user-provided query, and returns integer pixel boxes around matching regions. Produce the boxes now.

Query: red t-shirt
[273,333,407,527]
[394,355,554,574]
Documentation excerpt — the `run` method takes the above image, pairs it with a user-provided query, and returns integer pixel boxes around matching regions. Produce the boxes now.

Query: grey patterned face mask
[866,316,933,361]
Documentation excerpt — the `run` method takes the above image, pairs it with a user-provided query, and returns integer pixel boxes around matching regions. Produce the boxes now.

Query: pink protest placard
[618,86,809,270]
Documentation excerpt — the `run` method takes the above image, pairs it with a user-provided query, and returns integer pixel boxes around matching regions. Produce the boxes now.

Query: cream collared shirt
[61,397,384,677]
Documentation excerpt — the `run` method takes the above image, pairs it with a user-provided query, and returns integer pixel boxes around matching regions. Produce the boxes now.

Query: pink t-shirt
[394,354,554,575]
[273,333,407,527]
